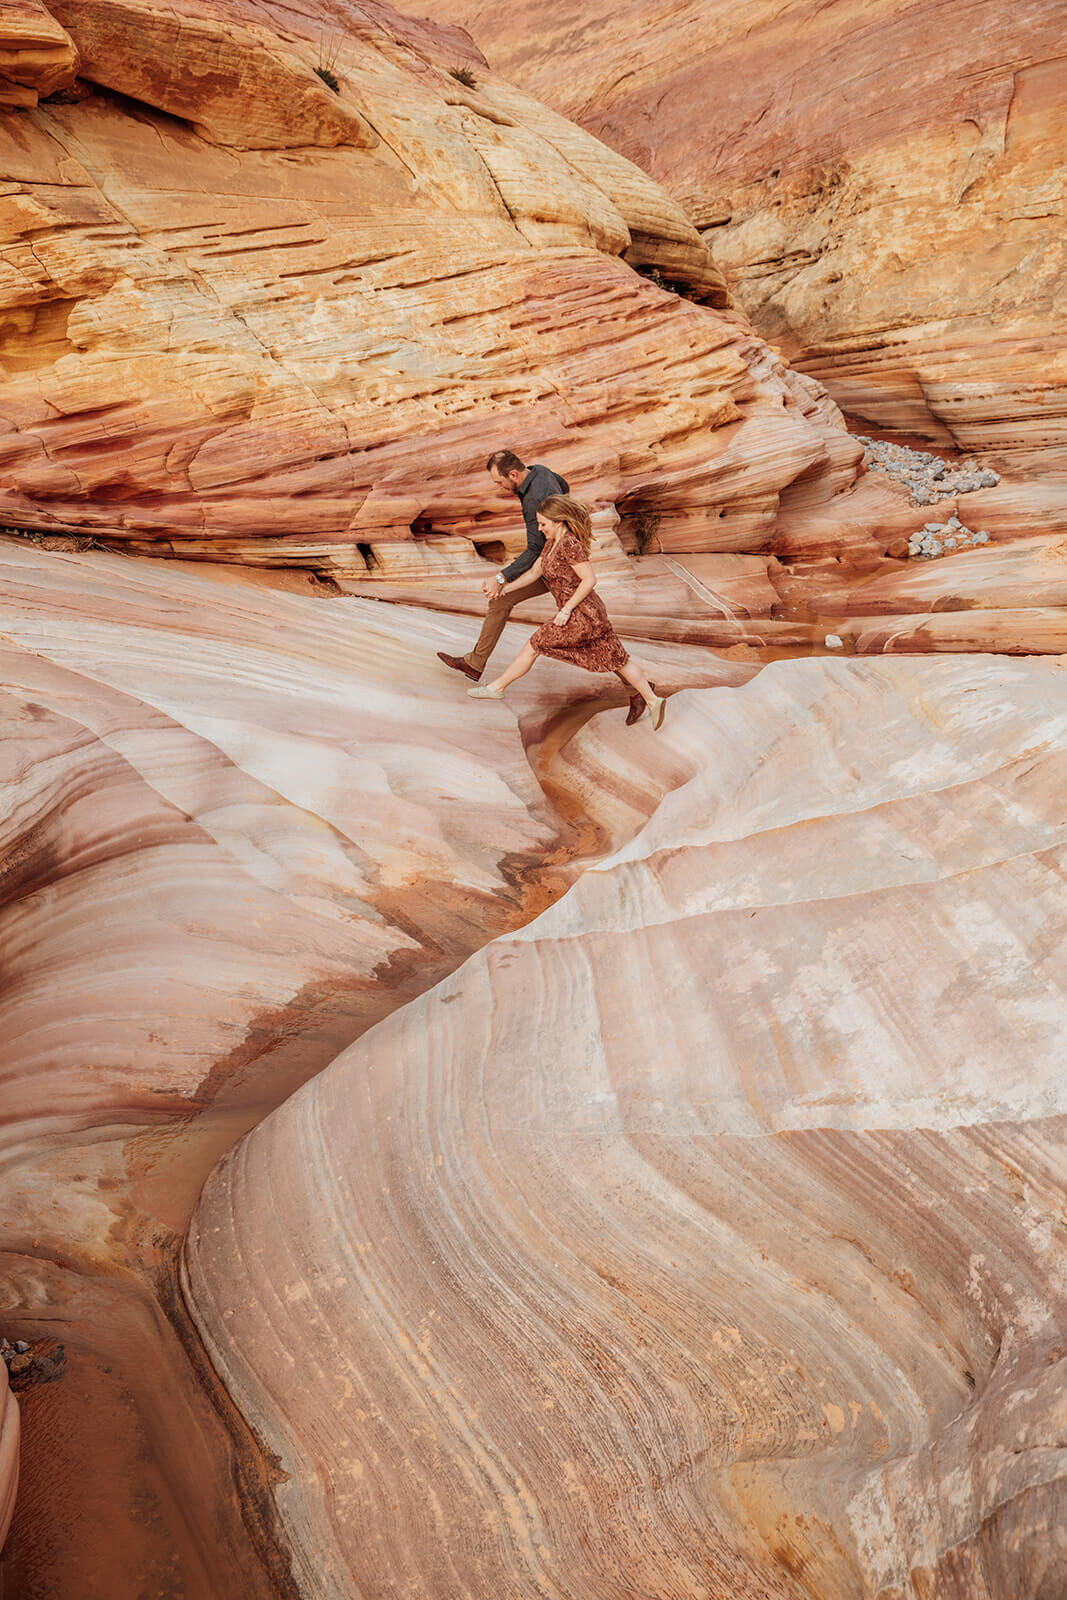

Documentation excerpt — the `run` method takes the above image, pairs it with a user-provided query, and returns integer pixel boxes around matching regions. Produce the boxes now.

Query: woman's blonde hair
[537,495,593,555]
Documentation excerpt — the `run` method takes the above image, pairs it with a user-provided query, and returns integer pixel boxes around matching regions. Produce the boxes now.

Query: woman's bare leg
[486,641,539,692]
[618,658,660,710]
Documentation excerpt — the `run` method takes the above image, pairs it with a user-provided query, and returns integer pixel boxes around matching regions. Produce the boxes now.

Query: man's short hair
[486,449,525,475]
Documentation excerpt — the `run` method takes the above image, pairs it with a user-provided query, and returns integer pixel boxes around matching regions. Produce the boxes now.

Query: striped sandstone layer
[3,0,1064,657]
[185,653,1067,1600]
[0,538,750,1589]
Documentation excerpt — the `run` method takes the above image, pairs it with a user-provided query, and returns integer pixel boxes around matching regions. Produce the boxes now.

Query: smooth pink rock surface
[0,538,750,1592]
[1,2,1065,1590]
[185,653,1067,1600]
[0,539,569,1147]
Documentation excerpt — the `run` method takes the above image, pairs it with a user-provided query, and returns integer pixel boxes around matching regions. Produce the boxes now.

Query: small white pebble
[825,634,844,649]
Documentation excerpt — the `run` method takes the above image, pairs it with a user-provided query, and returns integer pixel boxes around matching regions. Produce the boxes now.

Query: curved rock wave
[184,653,1067,1599]
[6,538,723,1587]
[0,539,571,1148]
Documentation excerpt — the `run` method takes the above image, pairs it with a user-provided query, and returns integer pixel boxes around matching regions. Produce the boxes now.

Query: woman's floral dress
[530,532,629,672]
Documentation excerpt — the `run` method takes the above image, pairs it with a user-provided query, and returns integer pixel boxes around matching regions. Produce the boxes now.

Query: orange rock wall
[0,0,76,108]
[426,0,1067,466]
[4,0,1061,656]
[2,0,864,574]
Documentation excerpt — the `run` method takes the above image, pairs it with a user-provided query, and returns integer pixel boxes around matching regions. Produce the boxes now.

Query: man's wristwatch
[495,571,506,586]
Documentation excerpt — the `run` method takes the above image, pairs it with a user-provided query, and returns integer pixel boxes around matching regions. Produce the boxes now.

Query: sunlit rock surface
[0,0,867,574]
[185,653,1067,1600]
[0,0,76,108]
[2,0,1065,1590]
[426,0,1067,468]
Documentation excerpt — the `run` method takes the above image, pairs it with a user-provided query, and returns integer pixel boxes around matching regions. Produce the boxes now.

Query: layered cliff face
[3,0,1062,650]
[425,0,1067,469]
[185,653,1067,1599]
[0,0,857,575]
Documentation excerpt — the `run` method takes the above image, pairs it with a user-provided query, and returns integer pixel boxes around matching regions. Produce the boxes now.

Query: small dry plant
[632,510,662,555]
[315,33,343,93]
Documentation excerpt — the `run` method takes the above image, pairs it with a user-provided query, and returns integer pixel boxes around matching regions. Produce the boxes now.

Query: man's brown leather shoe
[625,682,656,725]
[438,651,482,682]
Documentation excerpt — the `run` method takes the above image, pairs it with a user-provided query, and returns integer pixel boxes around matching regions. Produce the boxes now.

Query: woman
[467,496,665,729]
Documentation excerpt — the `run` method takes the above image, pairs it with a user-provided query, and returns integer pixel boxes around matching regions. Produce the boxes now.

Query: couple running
[437,451,665,730]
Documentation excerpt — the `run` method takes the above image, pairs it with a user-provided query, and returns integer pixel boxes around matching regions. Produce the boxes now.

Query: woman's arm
[553,558,595,624]
[501,555,544,594]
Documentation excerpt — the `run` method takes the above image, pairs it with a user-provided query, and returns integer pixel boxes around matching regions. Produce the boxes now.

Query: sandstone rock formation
[0,537,567,1144]
[0,1363,17,1553]
[0,533,749,1587]
[425,0,1067,469]
[185,653,1067,1600]
[3,0,1062,658]
[1,0,824,574]
[2,2,1065,1593]
[0,0,76,108]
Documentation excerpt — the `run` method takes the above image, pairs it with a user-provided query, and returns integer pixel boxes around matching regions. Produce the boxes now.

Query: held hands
[482,575,500,600]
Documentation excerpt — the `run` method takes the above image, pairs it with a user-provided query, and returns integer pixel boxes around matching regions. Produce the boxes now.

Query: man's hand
[481,576,499,600]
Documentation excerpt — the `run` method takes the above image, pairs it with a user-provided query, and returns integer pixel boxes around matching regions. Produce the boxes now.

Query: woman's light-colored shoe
[467,684,505,699]
[650,695,666,731]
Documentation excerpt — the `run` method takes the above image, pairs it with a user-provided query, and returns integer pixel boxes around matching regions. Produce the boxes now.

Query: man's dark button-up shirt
[501,463,570,581]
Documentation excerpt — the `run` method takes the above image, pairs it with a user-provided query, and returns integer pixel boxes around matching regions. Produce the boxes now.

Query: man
[437,450,651,723]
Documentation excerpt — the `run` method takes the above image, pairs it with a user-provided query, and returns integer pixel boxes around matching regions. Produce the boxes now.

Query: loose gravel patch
[858,436,1000,507]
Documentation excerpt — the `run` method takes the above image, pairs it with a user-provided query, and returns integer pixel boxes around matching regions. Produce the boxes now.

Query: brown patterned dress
[531,532,630,673]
